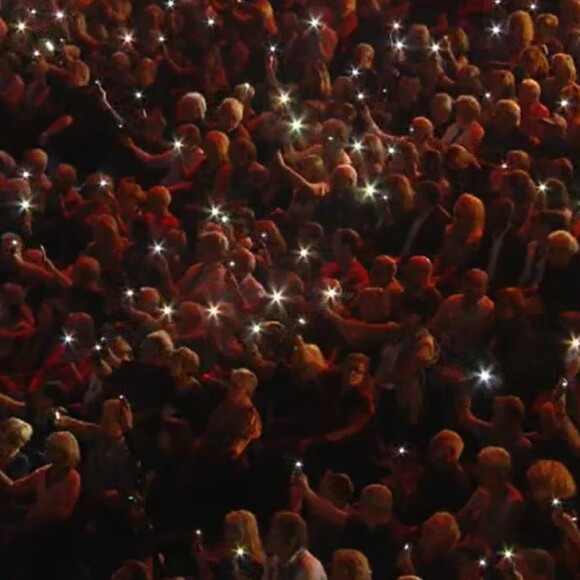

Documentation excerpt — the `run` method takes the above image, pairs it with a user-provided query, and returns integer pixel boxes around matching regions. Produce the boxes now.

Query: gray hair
[0,418,33,451]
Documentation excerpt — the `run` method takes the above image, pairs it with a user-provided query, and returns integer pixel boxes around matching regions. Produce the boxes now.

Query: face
[463,275,487,302]
[344,361,366,388]
[418,521,450,558]
[548,239,572,267]
[224,520,244,550]
[431,99,451,125]
[430,440,459,470]
[266,522,292,560]
[45,439,66,467]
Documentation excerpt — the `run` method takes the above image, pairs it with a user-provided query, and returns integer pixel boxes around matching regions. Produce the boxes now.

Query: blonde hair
[456,95,481,122]
[527,460,577,500]
[429,429,464,459]
[384,174,415,211]
[508,10,535,46]
[171,347,200,377]
[424,512,461,553]
[47,431,80,468]
[332,550,372,580]
[0,418,33,451]
[478,446,512,478]
[453,193,485,236]
[359,484,392,519]
[552,53,577,83]
[548,230,579,255]
[225,510,266,563]
[205,131,230,165]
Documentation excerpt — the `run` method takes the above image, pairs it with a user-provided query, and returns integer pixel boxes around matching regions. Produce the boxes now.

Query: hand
[274,150,285,167]
[396,546,414,575]
[552,508,579,537]
[440,36,452,55]
[456,391,471,416]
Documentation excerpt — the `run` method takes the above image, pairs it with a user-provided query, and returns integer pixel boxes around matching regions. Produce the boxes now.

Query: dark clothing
[4,452,31,479]
[400,205,452,260]
[539,254,580,314]
[480,127,532,164]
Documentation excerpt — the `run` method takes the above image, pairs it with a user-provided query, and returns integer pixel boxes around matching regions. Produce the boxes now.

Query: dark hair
[415,180,441,206]
[531,210,568,232]
[272,512,308,548]
[544,178,570,210]
[420,150,445,182]
[335,229,360,254]
[400,295,432,323]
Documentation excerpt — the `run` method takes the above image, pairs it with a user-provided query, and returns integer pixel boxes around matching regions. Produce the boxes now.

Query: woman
[0,431,81,525]
[330,550,371,580]
[441,95,484,155]
[543,53,577,110]
[434,193,484,291]
[0,418,33,480]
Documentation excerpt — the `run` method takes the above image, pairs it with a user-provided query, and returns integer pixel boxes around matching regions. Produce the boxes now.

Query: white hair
[182,92,207,119]
[0,418,33,450]
[47,431,81,468]
[231,368,258,395]
[478,446,512,476]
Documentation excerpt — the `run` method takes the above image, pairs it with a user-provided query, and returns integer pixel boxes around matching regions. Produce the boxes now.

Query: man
[399,181,451,260]
[402,256,443,321]
[264,511,327,580]
[472,197,525,292]
[430,269,494,358]
[321,229,369,296]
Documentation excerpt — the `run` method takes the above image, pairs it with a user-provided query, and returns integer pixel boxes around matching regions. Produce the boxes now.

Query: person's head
[477,446,511,491]
[146,186,171,216]
[488,197,514,235]
[384,174,415,214]
[218,98,244,132]
[353,43,375,69]
[23,148,48,176]
[45,431,80,470]
[341,353,370,389]
[535,12,558,39]
[52,163,77,192]
[430,93,454,126]
[204,131,230,167]
[0,418,32,457]
[230,138,257,170]
[175,301,202,335]
[64,312,95,347]
[404,256,433,289]
[267,512,308,562]
[175,123,202,151]
[230,368,258,398]
[493,100,521,132]
[224,510,265,560]
[176,92,207,122]
[455,95,481,126]
[420,149,445,182]
[198,230,229,265]
[516,549,555,580]
[233,83,255,108]
[331,550,372,580]
[370,255,397,287]
[462,269,488,304]
[455,65,483,96]
[492,395,525,434]
[507,10,534,50]
[429,429,464,471]
[388,141,419,177]
[358,484,393,526]
[551,53,577,84]
[408,24,430,52]
[71,256,101,288]
[527,460,576,503]
[453,193,485,238]
[518,45,549,79]
[506,150,531,171]
[319,471,354,507]
[355,287,390,322]
[415,180,441,213]
[228,247,256,281]
[134,57,157,86]
[100,397,133,439]
[332,228,360,264]
[322,119,351,150]
[410,117,434,145]
[547,230,578,267]
[518,78,542,107]
[418,512,460,560]
[494,287,526,321]
[111,560,149,580]
[140,330,173,365]
[170,347,200,383]
[529,210,568,243]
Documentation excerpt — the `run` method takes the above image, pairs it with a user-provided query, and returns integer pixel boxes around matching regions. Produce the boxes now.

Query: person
[0,431,81,525]
[0,418,33,479]
[264,511,327,580]
[329,550,371,580]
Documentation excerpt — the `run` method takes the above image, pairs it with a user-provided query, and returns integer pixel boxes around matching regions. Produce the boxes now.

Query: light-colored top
[441,121,484,154]
[262,549,327,580]
[13,465,81,523]
[486,228,508,280]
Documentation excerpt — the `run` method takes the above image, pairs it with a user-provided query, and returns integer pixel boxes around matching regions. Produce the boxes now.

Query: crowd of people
[0,0,580,578]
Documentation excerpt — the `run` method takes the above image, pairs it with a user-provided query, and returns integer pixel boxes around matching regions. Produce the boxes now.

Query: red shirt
[520,101,550,141]
[145,211,180,239]
[321,259,369,295]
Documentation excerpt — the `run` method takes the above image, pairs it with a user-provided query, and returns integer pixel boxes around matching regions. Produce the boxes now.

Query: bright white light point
[323,287,339,301]
[308,16,321,30]
[502,548,514,560]
[538,182,548,193]
[478,368,492,383]
[19,199,32,212]
[16,21,27,33]
[206,304,221,319]
[490,24,501,36]
[207,17,216,27]
[560,99,570,109]
[398,446,407,456]
[270,289,285,305]
[172,138,184,151]
[478,558,487,568]
[209,205,221,219]
[269,44,277,53]
[352,140,363,152]
[278,91,290,105]
[122,32,134,44]
[33,50,41,57]
[251,323,262,335]
[295,460,303,469]
[152,242,165,254]
[551,498,562,507]
[166,0,175,7]
[298,246,311,260]
[220,214,230,224]
[430,42,441,53]
[570,337,580,350]
[135,91,143,100]
[45,40,55,52]
[298,317,307,325]
[387,146,397,155]
[62,332,75,345]
[125,289,134,298]
[55,11,65,20]
[161,304,174,318]
[357,92,365,101]
[363,183,377,199]
[159,35,166,42]
[392,21,401,31]
[99,178,108,187]
[530,3,537,10]
[395,39,405,51]
[289,117,304,134]
[501,162,508,169]
[350,67,360,78]
[235,547,246,557]
[30,9,37,15]
[21,170,30,179]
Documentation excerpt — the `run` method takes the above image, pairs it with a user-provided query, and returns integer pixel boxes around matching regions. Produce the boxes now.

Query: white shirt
[486,228,508,281]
